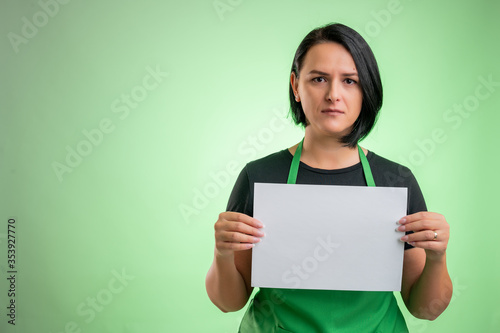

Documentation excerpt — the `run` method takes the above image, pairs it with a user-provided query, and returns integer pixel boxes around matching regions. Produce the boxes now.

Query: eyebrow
[307,69,358,76]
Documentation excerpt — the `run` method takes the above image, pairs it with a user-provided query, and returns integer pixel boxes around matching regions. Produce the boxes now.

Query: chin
[320,126,351,137]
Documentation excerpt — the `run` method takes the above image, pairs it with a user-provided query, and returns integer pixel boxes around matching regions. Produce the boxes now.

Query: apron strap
[287,138,303,185]
[358,145,375,187]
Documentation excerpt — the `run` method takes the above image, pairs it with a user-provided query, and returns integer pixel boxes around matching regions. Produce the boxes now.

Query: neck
[292,129,363,170]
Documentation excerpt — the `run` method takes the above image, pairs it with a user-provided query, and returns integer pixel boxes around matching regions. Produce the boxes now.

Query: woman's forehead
[301,42,357,73]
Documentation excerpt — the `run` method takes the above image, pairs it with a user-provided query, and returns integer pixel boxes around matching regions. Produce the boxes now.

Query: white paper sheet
[252,183,408,291]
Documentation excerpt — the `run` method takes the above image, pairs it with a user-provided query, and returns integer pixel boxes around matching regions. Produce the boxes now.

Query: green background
[1,0,499,332]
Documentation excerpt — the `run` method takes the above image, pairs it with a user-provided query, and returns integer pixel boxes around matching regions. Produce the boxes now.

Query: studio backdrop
[1,0,499,332]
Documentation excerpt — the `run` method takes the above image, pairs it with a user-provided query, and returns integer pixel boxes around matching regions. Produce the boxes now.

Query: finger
[397,219,439,233]
[406,240,446,253]
[401,230,439,243]
[216,240,255,252]
[219,230,262,244]
[397,213,449,233]
[216,220,265,237]
[228,221,265,237]
[398,211,444,225]
[222,212,264,229]
[216,231,261,253]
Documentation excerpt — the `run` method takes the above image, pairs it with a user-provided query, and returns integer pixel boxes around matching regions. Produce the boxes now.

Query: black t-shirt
[227,149,427,250]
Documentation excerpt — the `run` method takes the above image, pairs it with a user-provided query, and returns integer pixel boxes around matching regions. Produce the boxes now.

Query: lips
[321,109,344,115]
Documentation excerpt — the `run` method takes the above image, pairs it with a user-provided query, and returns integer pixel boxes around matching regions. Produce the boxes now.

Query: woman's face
[291,42,363,139]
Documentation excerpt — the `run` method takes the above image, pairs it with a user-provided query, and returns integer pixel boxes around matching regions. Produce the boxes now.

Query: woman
[206,23,452,332]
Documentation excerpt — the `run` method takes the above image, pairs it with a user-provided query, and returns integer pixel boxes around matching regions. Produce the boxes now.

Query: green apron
[239,140,409,332]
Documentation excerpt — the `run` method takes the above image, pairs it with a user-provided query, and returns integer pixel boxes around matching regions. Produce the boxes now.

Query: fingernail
[399,218,406,224]
[400,235,408,241]
[409,241,415,246]
[254,237,261,243]
[397,225,405,231]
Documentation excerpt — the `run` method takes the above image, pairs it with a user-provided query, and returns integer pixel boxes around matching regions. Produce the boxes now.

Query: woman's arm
[400,212,452,320]
[205,212,262,312]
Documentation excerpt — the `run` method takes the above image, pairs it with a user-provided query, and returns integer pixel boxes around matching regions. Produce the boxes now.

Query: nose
[327,81,340,102]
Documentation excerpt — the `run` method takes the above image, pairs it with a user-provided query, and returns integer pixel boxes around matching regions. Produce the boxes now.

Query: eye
[344,78,357,85]
[312,77,326,83]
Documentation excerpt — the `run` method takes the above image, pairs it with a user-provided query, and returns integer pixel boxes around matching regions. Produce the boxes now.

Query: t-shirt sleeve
[406,171,427,215]
[226,165,253,216]
[404,168,427,250]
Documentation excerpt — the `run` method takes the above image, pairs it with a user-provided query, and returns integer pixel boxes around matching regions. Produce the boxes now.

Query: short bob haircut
[289,23,383,148]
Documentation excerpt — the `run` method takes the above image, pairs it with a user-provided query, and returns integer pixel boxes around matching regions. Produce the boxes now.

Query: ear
[290,72,300,102]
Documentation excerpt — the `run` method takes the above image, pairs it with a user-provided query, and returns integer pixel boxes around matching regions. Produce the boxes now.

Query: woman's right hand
[214,212,265,258]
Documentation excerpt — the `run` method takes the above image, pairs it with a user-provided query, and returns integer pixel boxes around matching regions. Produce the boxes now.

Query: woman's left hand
[398,212,449,260]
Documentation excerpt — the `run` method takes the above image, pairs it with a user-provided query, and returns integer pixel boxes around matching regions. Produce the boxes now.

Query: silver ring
[433,231,438,241]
